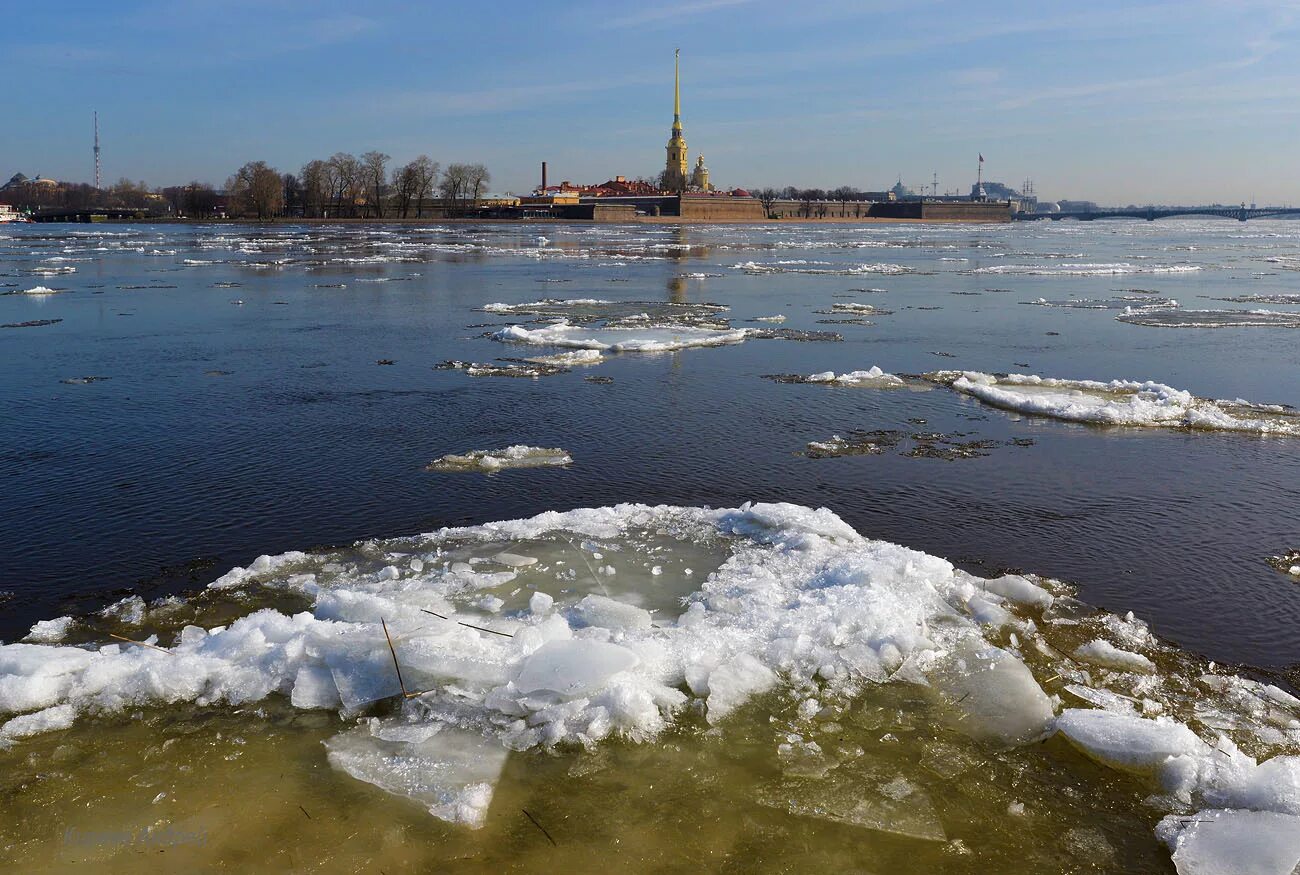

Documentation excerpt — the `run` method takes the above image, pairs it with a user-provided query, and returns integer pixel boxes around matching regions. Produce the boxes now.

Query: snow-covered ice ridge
[940,371,1300,435]
[3,502,1300,871]
[493,320,748,352]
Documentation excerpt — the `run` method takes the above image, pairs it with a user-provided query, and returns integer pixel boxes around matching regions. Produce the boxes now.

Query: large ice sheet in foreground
[2,500,1299,863]
[941,371,1300,435]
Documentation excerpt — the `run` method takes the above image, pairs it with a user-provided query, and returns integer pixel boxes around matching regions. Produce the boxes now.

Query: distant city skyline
[4,0,1300,205]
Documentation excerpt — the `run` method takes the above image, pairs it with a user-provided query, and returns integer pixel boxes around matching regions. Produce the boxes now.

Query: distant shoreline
[31,215,1012,226]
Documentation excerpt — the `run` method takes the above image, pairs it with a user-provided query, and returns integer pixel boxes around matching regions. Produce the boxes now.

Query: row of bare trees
[220,154,493,220]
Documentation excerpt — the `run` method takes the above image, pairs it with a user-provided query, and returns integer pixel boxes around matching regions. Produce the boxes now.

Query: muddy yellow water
[3,683,1173,873]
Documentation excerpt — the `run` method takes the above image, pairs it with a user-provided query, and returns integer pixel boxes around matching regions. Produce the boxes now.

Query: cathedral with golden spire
[663,49,712,193]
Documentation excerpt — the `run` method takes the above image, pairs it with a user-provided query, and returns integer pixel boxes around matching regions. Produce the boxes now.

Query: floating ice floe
[2,501,1299,868]
[822,302,893,316]
[1023,296,1178,310]
[971,263,1201,277]
[521,349,605,367]
[493,320,748,352]
[764,367,906,388]
[937,371,1300,435]
[481,298,613,313]
[733,261,911,276]
[1266,550,1300,577]
[1116,308,1300,328]
[425,446,573,472]
[435,359,568,378]
[9,285,63,296]
[1208,294,1300,305]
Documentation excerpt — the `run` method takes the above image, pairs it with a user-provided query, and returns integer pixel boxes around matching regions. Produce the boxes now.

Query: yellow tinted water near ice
[3,523,1298,874]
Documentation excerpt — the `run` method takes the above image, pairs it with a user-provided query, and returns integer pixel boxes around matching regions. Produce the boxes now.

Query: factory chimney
[541,161,548,193]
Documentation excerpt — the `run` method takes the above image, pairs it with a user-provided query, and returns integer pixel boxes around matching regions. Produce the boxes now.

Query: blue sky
[4,0,1299,204]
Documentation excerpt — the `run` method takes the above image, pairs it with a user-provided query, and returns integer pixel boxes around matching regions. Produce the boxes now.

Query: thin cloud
[599,0,756,29]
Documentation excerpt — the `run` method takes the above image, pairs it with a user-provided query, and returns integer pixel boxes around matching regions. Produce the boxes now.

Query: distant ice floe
[1024,296,1178,310]
[751,314,787,323]
[493,321,748,352]
[765,367,906,388]
[1,500,1299,871]
[733,261,912,276]
[481,298,613,313]
[9,286,63,296]
[971,263,1201,277]
[1208,294,1300,305]
[425,446,573,472]
[938,371,1300,435]
[1116,308,1300,328]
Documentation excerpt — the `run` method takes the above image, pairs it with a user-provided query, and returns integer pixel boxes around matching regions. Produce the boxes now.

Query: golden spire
[673,48,681,131]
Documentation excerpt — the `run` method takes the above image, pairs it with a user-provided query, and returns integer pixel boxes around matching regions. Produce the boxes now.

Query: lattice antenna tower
[93,112,101,190]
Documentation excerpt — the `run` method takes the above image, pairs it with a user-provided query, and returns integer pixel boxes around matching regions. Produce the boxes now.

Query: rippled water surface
[3,219,1300,872]
[4,220,1298,668]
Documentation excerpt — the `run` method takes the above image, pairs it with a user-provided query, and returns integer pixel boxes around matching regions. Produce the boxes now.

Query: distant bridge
[1015,207,1300,222]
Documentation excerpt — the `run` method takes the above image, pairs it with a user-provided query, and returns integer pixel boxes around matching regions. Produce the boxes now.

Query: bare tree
[328,152,361,218]
[466,163,491,202]
[361,151,390,218]
[300,160,328,218]
[755,187,779,217]
[391,162,417,219]
[412,155,438,218]
[227,161,284,220]
[439,163,471,215]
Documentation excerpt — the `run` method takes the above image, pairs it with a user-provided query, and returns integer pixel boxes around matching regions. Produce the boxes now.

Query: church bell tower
[663,49,688,192]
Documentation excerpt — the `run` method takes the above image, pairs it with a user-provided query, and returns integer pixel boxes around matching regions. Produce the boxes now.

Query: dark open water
[2,220,1298,679]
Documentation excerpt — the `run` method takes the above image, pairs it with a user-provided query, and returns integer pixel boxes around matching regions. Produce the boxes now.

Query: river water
[2,220,1299,872]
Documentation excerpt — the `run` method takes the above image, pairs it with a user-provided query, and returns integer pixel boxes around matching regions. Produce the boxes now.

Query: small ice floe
[1116,308,1300,328]
[479,298,612,313]
[2,319,62,328]
[425,445,573,473]
[764,366,906,388]
[1266,550,1300,577]
[750,314,787,323]
[435,359,568,378]
[521,349,605,367]
[817,302,894,316]
[59,376,109,385]
[9,285,64,296]
[733,261,912,276]
[492,321,748,352]
[935,371,1300,435]
[23,616,75,643]
[1023,296,1179,310]
[1209,293,1300,305]
[971,262,1201,277]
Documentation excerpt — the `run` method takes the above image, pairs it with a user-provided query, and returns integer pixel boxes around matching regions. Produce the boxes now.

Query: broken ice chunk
[491,552,537,568]
[982,574,1054,610]
[1156,809,1300,875]
[705,653,778,724]
[324,720,508,828]
[513,639,639,698]
[571,595,653,631]
[291,664,342,710]
[1073,639,1157,674]
[1055,709,1210,786]
[927,639,1054,746]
